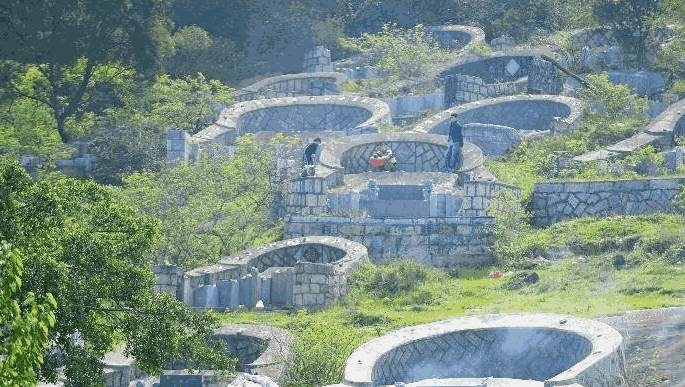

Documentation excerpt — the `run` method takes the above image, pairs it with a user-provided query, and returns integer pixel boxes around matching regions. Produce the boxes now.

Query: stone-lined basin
[237,72,347,102]
[427,25,486,50]
[334,314,624,387]
[414,95,584,134]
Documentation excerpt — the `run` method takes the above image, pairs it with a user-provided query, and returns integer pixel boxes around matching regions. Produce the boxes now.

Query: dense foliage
[0,160,232,383]
[117,135,295,269]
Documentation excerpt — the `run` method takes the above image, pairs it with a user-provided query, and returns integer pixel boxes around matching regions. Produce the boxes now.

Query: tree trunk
[55,115,70,144]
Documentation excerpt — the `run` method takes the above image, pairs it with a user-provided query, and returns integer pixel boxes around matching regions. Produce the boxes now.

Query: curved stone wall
[319,132,484,174]
[463,123,545,156]
[413,95,584,134]
[236,72,347,102]
[439,49,551,83]
[182,236,369,310]
[334,314,624,387]
[168,96,392,163]
[575,98,685,162]
[427,25,486,50]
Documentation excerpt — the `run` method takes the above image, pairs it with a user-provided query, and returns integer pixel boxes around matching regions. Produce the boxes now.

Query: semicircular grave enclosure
[334,314,625,387]
[413,96,584,155]
[321,132,483,174]
[160,324,293,385]
[440,51,543,83]
[236,72,347,102]
[181,236,369,310]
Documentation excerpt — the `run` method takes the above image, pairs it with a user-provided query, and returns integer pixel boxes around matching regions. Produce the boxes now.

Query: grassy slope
[218,214,685,386]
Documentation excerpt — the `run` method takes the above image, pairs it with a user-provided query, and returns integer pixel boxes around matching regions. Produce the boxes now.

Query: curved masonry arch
[236,72,347,102]
[168,95,391,162]
[181,236,369,310]
[332,313,624,387]
[574,97,685,162]
[413,95,583,155]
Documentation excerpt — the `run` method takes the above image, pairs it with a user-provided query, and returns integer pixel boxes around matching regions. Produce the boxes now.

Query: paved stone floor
[598,307,685,387]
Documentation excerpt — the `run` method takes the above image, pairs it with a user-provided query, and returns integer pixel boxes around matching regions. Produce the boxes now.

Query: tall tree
[0,160,231,383]
[593,0,660,67]
[0,0,170,143]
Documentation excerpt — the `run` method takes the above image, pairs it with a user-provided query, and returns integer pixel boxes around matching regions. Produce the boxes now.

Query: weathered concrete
[330,313,624,387]
[532,177,685,226]
[426,25,486,51]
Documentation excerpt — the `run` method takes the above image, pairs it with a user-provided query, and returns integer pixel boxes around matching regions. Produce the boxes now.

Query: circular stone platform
[333,313,624,387]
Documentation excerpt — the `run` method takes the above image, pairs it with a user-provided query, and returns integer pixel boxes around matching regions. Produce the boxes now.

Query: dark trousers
[444,144,463,171]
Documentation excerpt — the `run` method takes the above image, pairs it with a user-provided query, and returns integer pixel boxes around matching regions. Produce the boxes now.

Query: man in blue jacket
[445,113,464,171]
[301,138,322,177]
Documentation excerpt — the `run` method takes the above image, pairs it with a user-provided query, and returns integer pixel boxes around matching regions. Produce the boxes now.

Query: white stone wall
[533,177,685,226]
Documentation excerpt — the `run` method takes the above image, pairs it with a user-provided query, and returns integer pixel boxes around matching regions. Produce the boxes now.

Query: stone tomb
[329,313,624,387]
[181,237,369,310]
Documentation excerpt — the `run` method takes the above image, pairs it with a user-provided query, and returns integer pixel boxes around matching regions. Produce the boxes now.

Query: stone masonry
[236,72,346,102]
[331,313,624,387]
[444,73,528,107]
[180,236,368,310]
[532,177,685,226]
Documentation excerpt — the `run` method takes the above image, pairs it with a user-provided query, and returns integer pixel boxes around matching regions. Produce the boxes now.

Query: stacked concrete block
[304,46,333,73]
[532,177,685,226]
[166,129,193,164]
[460,180,520,217]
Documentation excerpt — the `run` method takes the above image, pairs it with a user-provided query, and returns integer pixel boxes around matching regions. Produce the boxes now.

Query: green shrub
[351,260,433,297]
[487,190,533,269]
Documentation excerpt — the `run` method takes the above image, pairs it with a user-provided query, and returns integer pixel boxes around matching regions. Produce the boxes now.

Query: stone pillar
[286,176,329,216]
[304,46,333,73]
[166,129,193,164]
[152,264,184,300]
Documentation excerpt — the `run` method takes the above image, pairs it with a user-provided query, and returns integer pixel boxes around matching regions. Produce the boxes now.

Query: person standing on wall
[301,137,322,177]
[445,112,464,171]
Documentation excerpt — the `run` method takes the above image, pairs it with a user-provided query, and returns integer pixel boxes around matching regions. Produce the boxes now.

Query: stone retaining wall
[236,72,345,102]
[463,123,545,156]
[152,265,183,299]
[332,314,624,387]
[285,216,495,267]
[180,236,368,310]
[532,177,685,226]
[414,95,584,134]
[444,74,527,107]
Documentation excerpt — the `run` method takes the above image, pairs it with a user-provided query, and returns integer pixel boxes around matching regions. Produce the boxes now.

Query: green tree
[592,0,660,66]
[0,242,56,386]
[88,73,234,185]
[117,134,295,269]
[0,160,231,384]
[339,24,448,79]
[0,0,170,143]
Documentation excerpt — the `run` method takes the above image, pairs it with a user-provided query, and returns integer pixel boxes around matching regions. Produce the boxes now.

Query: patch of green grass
[217,216,685,387]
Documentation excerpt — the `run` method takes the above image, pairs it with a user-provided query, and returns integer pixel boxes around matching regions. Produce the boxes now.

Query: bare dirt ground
[598,307,685,387]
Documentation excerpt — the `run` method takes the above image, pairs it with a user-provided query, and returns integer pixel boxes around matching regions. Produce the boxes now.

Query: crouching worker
[369,144,397,172]
[444,112,464,172]
[301,138,322,177]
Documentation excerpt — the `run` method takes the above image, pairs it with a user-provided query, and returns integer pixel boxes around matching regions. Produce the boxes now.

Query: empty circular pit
[427,25,486,50]
[335,314,624,387]
[182,236,369,310]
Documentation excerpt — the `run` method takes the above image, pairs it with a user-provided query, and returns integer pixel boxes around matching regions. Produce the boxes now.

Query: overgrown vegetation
[116,135,295,269]
[339,24,449,79]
